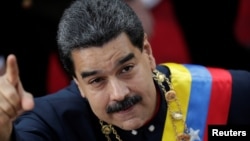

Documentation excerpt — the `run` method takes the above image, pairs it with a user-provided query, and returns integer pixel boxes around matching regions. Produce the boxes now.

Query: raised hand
[0,54,34,141]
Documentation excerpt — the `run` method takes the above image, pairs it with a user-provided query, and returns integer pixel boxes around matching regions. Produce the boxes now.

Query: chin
[117,119,145,130]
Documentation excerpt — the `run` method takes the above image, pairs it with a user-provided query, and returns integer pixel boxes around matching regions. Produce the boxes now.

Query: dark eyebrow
[117,53,135,66]
[80,53,135,79]
[81,70,99,79]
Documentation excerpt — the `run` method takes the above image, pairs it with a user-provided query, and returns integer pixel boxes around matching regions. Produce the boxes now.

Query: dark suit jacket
[12,64,250,141]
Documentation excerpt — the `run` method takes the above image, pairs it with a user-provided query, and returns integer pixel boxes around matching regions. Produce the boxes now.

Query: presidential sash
[160,63,232,141]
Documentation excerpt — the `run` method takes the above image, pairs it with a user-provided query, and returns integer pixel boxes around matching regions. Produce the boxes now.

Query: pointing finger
[5,54,19,86]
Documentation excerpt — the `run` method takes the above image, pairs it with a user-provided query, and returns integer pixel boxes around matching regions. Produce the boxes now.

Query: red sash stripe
[203,67,232,141]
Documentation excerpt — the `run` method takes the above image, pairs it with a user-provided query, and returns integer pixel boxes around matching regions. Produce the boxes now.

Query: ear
[73,77,85,97]
[142,33,156,71]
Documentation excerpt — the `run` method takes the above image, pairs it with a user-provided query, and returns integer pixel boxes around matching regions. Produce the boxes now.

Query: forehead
[71,33,140,71]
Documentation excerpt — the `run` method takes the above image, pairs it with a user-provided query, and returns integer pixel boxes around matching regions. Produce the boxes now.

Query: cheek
[87,94,109,114]
[135,64,153,83]
[78,84,110,117]
[132,66,155,94]
[129,71,151,91]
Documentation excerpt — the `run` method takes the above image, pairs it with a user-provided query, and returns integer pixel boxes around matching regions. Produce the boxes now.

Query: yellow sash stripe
[161,63,192,141]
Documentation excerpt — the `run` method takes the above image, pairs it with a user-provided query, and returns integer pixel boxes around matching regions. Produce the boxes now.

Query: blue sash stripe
[184,64,212,140]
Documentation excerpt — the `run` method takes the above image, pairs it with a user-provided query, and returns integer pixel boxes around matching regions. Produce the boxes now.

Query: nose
[109,78,130,101]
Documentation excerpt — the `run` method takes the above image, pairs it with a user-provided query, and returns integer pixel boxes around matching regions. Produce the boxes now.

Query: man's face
[72,33,157,130]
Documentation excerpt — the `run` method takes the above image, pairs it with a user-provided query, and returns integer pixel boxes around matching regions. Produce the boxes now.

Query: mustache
[106,95,142,114]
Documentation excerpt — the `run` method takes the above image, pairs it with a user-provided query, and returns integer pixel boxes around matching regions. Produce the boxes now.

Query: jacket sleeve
[227,70,250,125]
[11,99,63,141]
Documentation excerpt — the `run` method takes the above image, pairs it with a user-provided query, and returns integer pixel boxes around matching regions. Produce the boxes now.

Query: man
[0,0,249,141]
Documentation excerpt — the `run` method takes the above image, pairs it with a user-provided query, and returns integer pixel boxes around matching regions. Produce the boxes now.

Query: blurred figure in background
[126,0,191,64]
[129,0,250,71]
[234,0,250,49]
[0,0,72,96]
[172,0,250,71]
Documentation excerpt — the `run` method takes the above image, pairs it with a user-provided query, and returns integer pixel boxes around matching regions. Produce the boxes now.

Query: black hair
[57,0,144,77]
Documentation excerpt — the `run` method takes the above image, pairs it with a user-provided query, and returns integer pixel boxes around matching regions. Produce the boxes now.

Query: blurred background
[1,0,249,97]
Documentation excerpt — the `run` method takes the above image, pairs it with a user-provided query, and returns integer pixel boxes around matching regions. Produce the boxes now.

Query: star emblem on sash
[188,128,201,141]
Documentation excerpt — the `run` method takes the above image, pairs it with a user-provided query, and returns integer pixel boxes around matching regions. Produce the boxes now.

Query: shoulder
[227,69,250,124]
[158,62,250,80]
[32,81,92,117]
[158,63,250,124]
[17,81,93,120]
[35,80,83,104]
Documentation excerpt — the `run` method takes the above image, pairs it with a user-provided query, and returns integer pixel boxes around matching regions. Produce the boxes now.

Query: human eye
[89,77,105,85]
[121,65,134,73]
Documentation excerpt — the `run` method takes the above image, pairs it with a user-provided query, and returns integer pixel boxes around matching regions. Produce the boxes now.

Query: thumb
[17,80,34,111]
[21,91,34,111]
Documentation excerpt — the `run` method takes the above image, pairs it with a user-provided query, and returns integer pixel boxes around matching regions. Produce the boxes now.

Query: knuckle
[0,77,5,86]
[0,109,11,124]
[0,103,17,119]
[8,91,20,102]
